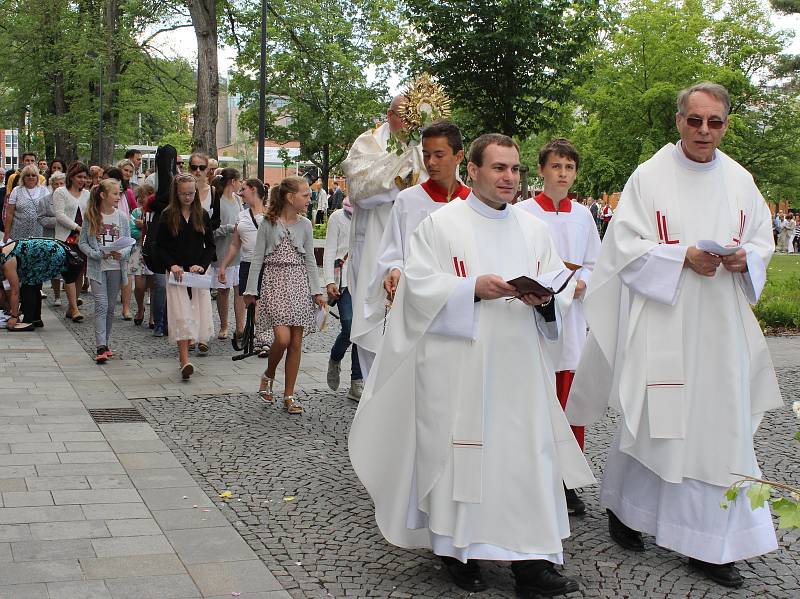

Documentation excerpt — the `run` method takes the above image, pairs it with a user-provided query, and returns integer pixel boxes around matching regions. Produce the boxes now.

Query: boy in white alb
[514,139,601,515]
[352,121,470,353]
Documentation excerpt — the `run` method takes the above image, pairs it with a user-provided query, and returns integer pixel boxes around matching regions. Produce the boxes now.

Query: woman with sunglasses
[187,153,212,212]
[3,164,46,242]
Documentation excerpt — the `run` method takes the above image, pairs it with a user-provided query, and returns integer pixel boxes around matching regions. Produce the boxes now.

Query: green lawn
[768,254,800,284]
[757,254,800,330]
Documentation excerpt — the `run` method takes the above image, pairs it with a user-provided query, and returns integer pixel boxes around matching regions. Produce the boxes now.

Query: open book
[507,266,578,297]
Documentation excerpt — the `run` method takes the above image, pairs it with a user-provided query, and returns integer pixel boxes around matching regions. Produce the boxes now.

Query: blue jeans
[90,270,122,348]
[330,287,361,380]
[151,273,166,331]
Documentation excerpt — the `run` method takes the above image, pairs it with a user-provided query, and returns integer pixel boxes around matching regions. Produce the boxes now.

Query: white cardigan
[53,187,89,242]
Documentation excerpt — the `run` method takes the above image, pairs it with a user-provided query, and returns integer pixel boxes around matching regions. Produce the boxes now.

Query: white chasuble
[348,195,595,560]
[569,143,780,562]
[515,195,601,372]
[341,123,427,375]
[352,179,471,354]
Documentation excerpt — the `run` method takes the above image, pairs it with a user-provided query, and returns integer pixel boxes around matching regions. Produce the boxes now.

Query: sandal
[217,329,229,340]
[181,362,194,380]
[284,396,303,414]
[258,348,269,358]
[258,376,274,402]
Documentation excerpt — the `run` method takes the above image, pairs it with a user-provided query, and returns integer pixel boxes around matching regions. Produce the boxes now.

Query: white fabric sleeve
[619,244,688,306]
[735,245,765,305]
[427,276,479,340]
[374,205,405,281]
[322,213,340,286]
[357,190,395,210]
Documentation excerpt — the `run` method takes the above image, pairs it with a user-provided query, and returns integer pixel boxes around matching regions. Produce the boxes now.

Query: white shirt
[323,208,351,288]
[235,208,264,262]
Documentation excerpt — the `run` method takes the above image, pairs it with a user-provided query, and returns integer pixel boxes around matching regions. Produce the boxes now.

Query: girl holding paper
[78,179,132,364]
[156,173,216,379]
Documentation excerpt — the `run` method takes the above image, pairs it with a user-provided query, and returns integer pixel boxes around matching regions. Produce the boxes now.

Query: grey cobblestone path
[55,288,800,599]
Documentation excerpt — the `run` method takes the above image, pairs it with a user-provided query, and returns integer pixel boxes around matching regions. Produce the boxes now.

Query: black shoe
[607,509,644,552]
[689,558,744,588]
[512,560,579,597]
[440,556,487,592]
[565,487,586,516]
[31,320,44,328]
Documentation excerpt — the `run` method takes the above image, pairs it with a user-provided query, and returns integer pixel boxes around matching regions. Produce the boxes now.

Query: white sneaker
[346,379,364,402]
[52,298,62,307]
[327,358,341,391]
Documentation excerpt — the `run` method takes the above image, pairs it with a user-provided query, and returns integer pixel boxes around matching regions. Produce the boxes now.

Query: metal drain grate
[87,408,147,423]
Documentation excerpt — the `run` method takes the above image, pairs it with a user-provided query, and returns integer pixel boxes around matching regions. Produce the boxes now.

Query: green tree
[570,0,800,201]
[229,0,401,185]
[403,0,603,139]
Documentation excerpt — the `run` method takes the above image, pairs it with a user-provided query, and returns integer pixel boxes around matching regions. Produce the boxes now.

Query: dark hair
[538,138,580,171]
[421,121,463,153]
[468,134,520,167]
[125,148,141,159]
[20,152,36,162]
[65,161,90,190]
[164,173,205,237]
[244,178,267,205]
[105,167,130,191]
[46,157,66,182]
[212,167,241,204]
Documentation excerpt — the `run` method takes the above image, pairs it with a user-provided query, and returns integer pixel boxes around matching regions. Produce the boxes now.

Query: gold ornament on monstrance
[397,73,452,131]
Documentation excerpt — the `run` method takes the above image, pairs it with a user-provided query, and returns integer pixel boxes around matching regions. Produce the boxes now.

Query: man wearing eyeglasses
[568,82,780,588]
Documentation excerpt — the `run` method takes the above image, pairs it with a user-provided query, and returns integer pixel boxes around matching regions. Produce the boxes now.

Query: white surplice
[569,142,781,563]
[341,123,427,376]
[352,179,471,354]
[515,195,601,371]
[349,194,595,562]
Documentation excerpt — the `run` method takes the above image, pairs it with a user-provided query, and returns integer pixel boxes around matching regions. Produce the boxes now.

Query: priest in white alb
[515,138,601,516]
[349,134,595,597]
[568,82,781,589]
[354,121,470,346]
[341,95,426,381]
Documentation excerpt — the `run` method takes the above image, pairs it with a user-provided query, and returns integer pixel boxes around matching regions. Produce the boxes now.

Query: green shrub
[313,223,327,239]
[754,279,800,329]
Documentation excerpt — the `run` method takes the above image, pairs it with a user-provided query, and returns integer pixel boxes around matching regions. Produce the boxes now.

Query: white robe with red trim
[352,179,471,354]
[515,195,601,371]
[569,142,780,563]
[349,194,594,562]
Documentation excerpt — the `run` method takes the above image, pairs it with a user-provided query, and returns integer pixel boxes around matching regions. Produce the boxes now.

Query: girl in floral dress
[244,176,324,414]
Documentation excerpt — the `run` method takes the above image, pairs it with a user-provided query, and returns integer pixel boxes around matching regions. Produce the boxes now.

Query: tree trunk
[99,0,121,165]
[187,0,219,158]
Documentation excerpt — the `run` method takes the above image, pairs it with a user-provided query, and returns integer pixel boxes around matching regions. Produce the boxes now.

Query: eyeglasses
[683,116,726,130]
[176,162,184,167]
[189,164,207,171]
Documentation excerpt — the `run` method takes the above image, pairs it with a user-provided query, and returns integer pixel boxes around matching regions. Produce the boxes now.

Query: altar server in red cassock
[515,138,601,516]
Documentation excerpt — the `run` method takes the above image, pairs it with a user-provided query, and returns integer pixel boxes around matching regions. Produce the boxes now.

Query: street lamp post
[256,0,268,181]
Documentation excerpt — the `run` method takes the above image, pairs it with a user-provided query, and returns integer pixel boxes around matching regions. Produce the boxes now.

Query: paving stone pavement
[9,292,800,598]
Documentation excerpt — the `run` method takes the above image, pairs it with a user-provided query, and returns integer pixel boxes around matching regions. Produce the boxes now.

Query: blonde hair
[86,179,120,237]
[116,159,135,171]
[266,176,307,224]
[18,164,40,185]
